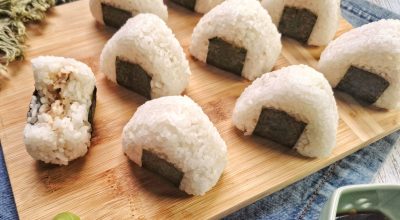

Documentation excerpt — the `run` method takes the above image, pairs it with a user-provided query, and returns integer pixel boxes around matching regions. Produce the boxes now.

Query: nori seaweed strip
[170,0,196,11]
[278,6,317,43]
[142,149,184,187]
[254,108,307,148]
[88,86,96,134]
[116,57,152,99]
[207,37,247,76]
[101,3,132,29]
[336,66,389,105]
[27,90,41,125]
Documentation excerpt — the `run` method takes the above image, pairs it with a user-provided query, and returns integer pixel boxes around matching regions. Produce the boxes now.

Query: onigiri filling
[26,68,96,164]
[28,70,78,125]
[101,3,132,28]
[278,6,318,43]
[253,108,307,148]
[170,0,196,11]
[336,66,390,105]
[206,37,247,76]
[115,56,152,99]
[141,149,183,187]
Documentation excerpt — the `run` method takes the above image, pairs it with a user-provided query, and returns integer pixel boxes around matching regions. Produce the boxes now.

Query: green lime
[53,212,80,220]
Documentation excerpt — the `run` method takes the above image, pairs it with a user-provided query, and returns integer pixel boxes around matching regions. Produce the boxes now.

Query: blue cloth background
[1,1,400,219]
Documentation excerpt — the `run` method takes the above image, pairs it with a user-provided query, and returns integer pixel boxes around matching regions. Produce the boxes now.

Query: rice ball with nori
[100,14,191,99]
[319,19,400,110]
[190,0,282,81]
[233,65,338,158]
[122,96,227,195]
[24,56,97,165]
[170,0,224,14]
[89,0,168,28]
[261,0,341,46]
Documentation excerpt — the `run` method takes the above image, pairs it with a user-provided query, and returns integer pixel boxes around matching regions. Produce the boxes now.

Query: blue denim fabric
[225,131,400,220]
[1,1,400,220]
[0,145,18,220]
[341,0,400,26]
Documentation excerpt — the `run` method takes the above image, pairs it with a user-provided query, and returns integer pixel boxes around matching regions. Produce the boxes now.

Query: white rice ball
[318,19,400,109]
[122,96,227,195]
[24,56,96,165]
[232,65,338,158]
[100,14,191,99]
[89,0,168,24]
[261,0,341,46]
[190,0,282,81]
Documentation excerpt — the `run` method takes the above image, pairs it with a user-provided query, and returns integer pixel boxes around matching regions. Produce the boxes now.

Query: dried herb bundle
[0,0,55,85]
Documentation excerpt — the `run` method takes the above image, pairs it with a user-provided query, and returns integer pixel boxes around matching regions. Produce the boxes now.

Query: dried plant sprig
[0,0,55,87]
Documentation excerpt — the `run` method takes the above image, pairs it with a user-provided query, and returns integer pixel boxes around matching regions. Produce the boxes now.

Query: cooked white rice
[261,0,341,46]
[122,96,227,195]
[89,0,168,23]
[318,19,400,109]
[190,0,282,81]
[24,56,96,165]
[100,14,191,99]
[232,65,338,158]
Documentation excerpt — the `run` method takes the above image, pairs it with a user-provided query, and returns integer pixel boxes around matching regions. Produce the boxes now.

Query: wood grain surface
[0,1,399,219]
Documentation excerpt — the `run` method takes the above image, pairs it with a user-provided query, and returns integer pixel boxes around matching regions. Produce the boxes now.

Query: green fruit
[53,212,80,220]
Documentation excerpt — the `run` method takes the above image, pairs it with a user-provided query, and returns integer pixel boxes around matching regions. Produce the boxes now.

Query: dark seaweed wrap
[101,3,132,29]
[88,87,97,127]
[254,108,307,148]
[278,6,318,43]
[115,57,152,99]
[336,66,389,105]
[27,90,41,125]
[170,0,196,11]
[207,37,247,76]
[142,149,184,187]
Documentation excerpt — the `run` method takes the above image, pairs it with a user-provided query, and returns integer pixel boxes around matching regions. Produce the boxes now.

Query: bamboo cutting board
[1,1,399,219]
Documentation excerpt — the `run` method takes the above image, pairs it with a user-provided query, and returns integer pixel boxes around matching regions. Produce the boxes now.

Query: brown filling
[278,6,318,43]
[101,3,132,29]
[115,57,152,99]
[206,37,247,76]
[336,66,389,105]
[170,0,196,11]
[253,108,306,148]
[141,149,184,187]
[28,87,97,134]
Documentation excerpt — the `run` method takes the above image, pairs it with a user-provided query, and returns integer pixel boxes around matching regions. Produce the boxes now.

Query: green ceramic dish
[320,184,400,220]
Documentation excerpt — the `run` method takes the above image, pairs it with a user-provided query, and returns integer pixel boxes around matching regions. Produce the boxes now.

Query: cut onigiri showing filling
[24,56,97,165]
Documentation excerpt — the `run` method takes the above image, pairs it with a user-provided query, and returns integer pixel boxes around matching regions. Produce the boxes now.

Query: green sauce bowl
[320,184,400,220]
